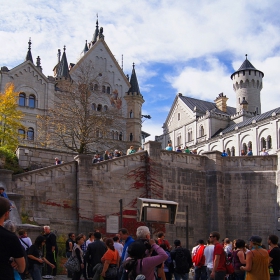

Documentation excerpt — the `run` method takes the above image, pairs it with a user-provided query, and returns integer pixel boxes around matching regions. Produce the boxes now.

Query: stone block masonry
[1,141,279,249]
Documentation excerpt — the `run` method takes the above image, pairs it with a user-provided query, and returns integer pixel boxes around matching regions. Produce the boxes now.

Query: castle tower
[124,63,144,148]
[231,55,264,114]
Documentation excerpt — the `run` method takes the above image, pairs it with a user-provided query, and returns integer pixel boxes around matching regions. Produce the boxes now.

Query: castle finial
[133,62,135,69]
[63,45,66,52]
[96,13,99,27]
[245,54,248,60]
[28,38,32,51]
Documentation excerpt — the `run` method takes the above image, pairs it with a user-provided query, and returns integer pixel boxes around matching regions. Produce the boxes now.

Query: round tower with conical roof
[231,55,264,114]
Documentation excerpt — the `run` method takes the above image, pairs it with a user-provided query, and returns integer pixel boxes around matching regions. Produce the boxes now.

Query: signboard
[106,215,119,233]
[144,207,170,223]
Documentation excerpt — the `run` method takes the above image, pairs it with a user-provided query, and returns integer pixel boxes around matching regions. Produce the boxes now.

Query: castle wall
[1,142,279,248]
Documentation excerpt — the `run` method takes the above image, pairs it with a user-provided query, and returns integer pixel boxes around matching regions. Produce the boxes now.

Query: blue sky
[1,0,280,140]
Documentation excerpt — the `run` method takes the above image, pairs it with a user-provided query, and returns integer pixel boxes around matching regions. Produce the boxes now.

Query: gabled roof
[128,63,141,95]
[8,60,49,83]
[220,107,280,135]
[71,38,131,88]
[179,95,236,115]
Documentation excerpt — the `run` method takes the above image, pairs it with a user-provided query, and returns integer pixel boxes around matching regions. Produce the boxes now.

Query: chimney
[214,93,228,112]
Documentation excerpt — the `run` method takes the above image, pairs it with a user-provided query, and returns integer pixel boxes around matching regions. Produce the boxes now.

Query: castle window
[255,71,257,76]
[107,87,110,94]
[18,129,25,139]
[261,137,266,149]
[94,84,98,91]
[243,143,248,154]
[267,135,272,149]
[27,127,34,140]
[29,95,35,108]
[231,146,235,156]
[104,105,108,111]
[187,130,192,142]
[115,131,118,140]
[119,132,122,141]
[89,83,93,90]
[178,113,180,121]
[243,71,245,76]
[249,70,251,75]
[19,93,26,106]
[111,131,114,139]
[97,104,102,111]
[177,135,181,146]
[256,107,259,114]
[200,126,204,137]
[92,103,96,110]
[102,86,105,93]
[226,148,231,156]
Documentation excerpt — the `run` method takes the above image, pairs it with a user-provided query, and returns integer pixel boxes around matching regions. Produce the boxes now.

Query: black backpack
[174,248,189,274]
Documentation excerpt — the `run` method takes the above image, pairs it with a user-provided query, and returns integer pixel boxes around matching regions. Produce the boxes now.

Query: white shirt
[114,242,124,257]
[19,236,32,250]
[204,244,214,269]
[86,238,94,249]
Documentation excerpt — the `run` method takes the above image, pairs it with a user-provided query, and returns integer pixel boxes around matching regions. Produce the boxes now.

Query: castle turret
[25,38,33,63]
[124,63,144,148]
[231,55,264,114]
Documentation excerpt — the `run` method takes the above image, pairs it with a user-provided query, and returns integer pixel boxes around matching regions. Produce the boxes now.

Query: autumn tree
[0,83,24,151]
[37,62,125,154]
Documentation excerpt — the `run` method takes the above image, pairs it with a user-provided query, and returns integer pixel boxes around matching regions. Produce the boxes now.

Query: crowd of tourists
[1,195,280,280]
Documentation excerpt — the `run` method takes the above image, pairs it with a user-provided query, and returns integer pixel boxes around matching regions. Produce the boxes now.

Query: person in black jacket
[85,232,107,278]
[170,240,192,280]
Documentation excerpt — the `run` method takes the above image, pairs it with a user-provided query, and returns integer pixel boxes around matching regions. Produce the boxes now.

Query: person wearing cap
[209,231,226,280]
[268,234,280,280]
[0,197,25,280]
[240,235,270,280]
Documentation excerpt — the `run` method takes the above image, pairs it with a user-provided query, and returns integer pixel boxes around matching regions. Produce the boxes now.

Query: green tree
[0,83,24,150]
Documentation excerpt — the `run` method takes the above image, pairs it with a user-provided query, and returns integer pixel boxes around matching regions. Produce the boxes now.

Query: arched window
[200,126,204,137]
[94,84,98,91]
[104,105,108,111]
[97,104,102,111]
[102,86,105,93]
[119,132,122,141]
[29,95,35,108]
[261,137,266,149]
[231,146,235,156]
[111,131,114,139]
[19,93,26,106]
[18,129,25,139]
[243,143,248,154]
[226,148,231,157]
[130,110,133,118]
[27,127,34,140]
[115,131,118,140]
[267,135,272,149]
[92,103,96,110]
[248,141,252,149]
[107,87,110,94]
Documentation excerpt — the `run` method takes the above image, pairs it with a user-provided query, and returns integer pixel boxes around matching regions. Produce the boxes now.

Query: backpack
[123,258,146,280]
[174,247,189,274]
[192,245,205,267]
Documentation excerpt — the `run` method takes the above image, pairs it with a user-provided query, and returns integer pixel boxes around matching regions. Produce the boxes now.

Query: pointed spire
[25,38,33,63]
[128,63,141,96]
[92,16,99,44]
[81,40,89,56]
[56,46,70,79]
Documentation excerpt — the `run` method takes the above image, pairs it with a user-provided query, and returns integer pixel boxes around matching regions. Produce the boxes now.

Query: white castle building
[0,20,146,154]
[156,56,280,156]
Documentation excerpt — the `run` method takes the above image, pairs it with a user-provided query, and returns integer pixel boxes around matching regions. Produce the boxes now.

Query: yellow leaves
[0,83,24,150]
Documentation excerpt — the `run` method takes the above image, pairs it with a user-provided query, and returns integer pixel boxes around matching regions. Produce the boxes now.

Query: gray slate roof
[128,63,141,95]
[221,107,280,134]
[57,48,70,79]
[179,95,236,116]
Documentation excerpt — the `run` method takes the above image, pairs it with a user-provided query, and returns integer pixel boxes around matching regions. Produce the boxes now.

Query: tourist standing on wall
[0,197,25,280]
[165,143,173,151]
[43,225,58,277]
[260,148,269,156]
